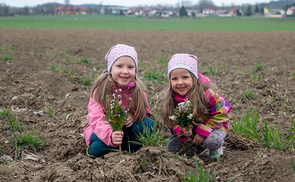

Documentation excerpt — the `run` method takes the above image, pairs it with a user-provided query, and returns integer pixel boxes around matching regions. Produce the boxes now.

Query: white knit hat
[168,53,198,79]
[105,44,138,73]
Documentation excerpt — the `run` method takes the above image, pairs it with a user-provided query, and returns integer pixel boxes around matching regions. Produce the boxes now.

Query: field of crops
[0,15,295,31]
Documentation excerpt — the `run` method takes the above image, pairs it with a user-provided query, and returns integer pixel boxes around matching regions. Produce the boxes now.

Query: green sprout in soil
[2,54,14,61]
[144,70,166,84]
[48,63,63,75]
[5,115,23,132]
[131,121,168,148]
[63,67,75,74]
[139,153,152,171]
[79,58,92,64]
[232,107,295,150]
[1,159,10,173]
[14,131,46,151]
[183,155,215,182]
[80,74,94,86]
[65,55,72,62]
[2,45,15,52]
[32,50,40,57]
[251,73,263,82]
[292,159,295,173]
[0,107,14,118]
[251,63,263,73]
[42,107,58,120]
[157,54,169,68]
[54,51,60,58]
[238,90,257,101]
[208,65,219,77]
[222,62,227,72]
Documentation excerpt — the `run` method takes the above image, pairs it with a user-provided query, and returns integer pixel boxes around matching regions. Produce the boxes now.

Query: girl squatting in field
[84,44,154,157]
[162,54,231,159]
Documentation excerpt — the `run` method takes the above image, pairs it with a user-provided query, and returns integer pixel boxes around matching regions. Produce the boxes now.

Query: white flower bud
[169,115,176,121]
[187,114,193,120]
[118,88,122,92]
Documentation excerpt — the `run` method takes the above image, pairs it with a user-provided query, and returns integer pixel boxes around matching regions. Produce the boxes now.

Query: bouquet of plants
[169,99,194,129]
[103,88,130,153]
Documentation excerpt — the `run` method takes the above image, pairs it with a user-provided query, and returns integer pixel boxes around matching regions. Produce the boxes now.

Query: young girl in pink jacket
[84,44,154,157]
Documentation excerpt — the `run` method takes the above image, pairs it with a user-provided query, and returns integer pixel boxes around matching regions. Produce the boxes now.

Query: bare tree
[0,3,9,16]
[63,0,70,15]
[23,6,30,15]
[197,0,216,12]
[43,3,58,15]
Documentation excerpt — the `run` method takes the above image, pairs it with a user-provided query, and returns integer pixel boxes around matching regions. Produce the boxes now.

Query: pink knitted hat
[105,44,138,73]
[168,53,198,79]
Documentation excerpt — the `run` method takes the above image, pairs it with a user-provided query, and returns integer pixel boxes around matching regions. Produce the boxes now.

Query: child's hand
[192,133,204,145]
[182,127,192,137]
[125,115,135,128]
[112,131,123,145]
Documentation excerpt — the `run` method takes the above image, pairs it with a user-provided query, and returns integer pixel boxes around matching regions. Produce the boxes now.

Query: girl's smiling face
[170,68,193,96]
[110,56,136,86]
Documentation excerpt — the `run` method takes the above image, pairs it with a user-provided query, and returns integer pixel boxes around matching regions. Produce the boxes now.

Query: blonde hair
[161,72,218,128]
[90,72,147,121]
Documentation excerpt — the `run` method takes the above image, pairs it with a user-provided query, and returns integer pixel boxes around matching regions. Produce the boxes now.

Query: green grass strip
[0,15,295,31]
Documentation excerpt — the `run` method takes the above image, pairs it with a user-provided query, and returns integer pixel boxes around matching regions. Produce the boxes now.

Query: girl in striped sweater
[162,53,231,159]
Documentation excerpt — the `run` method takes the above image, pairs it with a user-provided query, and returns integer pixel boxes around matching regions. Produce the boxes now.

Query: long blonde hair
[90,72,147,121]
[161,72,218,128]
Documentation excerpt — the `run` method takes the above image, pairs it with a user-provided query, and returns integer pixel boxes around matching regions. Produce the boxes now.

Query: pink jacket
[84,86,152,147]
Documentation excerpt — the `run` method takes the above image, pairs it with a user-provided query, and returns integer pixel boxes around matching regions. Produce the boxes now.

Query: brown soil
[1,29,295,181]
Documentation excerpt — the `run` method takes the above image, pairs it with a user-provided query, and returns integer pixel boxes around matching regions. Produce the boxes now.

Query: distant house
[286,6,295,17]
[56,6,88,15]
[127,7,149,16]
[229,8,243,16]
[187,9,197,17]
[215,10,229,16]
[264,8,284,17]
[202,8,215,15]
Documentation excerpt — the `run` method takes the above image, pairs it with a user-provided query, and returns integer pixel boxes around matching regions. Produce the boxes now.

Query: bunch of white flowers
[104,88,129,132]
[169,99,194,129]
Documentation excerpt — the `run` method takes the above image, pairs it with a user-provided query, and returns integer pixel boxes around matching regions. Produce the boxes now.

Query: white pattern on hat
[105,44,138,73]
[168,54,198,79]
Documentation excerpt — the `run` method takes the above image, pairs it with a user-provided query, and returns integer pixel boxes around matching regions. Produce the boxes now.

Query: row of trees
[1,0,294,17]
[0,3,9,16]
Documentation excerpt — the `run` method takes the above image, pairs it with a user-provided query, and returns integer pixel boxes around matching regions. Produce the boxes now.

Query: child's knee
[167,135,183,153]
[142,117,154,131]
[88,141,104,157]
[203,136,224,150]
[144,117,154,125]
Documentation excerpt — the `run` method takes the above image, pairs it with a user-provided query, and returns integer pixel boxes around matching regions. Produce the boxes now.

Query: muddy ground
[0,29,295,181]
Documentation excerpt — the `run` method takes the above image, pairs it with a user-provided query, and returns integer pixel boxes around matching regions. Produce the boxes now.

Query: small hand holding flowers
[169,100,194,137]
[103,88,131,153]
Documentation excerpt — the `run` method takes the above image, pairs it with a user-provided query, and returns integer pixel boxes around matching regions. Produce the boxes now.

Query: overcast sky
[1,0,269,7]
